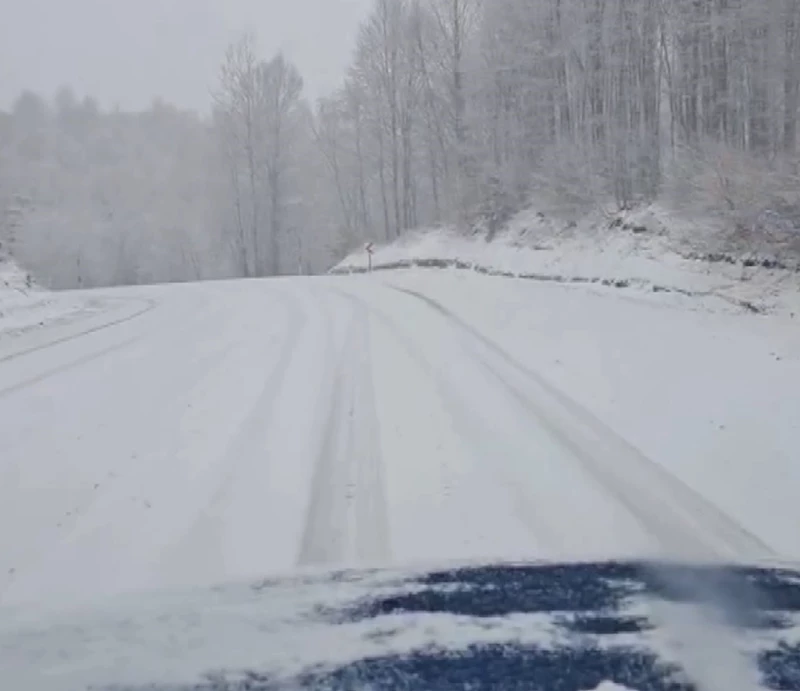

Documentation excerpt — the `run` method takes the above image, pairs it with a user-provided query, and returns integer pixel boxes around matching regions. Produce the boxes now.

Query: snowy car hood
[1,560,799,691]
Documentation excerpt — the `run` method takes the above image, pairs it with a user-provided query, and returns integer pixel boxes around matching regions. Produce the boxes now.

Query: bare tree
[259,54,304,275]
[215,33,263,277]
[430,0,482,217]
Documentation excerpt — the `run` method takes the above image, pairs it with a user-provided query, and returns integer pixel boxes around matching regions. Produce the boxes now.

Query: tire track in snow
[296,320,358,565]
[0,337,243,600]
[0,334,142,399]
[0,293,299,602]
[297,300,390,567]
[333,287,561,556]
[0,292,228,399]
[159,290,310,580]
[0,297,156,364]
[351,313,391,563]
[391,285,776,562]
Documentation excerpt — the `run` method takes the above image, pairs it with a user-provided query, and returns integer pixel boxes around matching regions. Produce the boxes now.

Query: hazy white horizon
[0,0,371,113]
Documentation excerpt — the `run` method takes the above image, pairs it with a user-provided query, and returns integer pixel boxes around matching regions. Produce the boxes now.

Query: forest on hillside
[2,0,799,288]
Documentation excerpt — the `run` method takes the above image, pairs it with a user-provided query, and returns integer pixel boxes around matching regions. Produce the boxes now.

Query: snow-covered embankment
[333,205,800,316]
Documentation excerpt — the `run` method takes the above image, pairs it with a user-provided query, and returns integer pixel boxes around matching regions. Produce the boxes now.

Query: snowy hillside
[334,205,800,316]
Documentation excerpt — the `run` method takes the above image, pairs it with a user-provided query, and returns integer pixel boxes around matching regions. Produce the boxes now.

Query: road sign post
[365,242,374,273]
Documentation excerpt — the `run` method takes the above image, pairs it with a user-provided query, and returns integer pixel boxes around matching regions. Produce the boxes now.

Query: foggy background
[0,0,371,111]
[2,0,799,290]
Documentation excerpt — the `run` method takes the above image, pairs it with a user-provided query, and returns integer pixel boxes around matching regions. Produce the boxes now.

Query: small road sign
[365,242,374,272]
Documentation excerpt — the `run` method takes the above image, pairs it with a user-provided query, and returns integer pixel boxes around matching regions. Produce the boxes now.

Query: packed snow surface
[1,260,798,689]
[1,269,798,603]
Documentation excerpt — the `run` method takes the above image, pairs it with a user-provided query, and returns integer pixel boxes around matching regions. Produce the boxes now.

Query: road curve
[0,276,775,607]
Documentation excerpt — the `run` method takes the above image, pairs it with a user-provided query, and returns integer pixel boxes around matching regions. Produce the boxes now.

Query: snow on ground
[0,254,32,292]
[0,233,799,688]
[0,256,141,354]
[2,561,799,690]
[335,204,800,316]
[328,206,800,559]
[0,268,796,608]
[377,270,800,559]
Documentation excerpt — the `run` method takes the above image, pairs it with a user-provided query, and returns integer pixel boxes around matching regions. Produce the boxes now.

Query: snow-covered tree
[4,1,800,287]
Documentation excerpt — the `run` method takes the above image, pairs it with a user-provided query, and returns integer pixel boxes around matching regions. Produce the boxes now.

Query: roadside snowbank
[1,259,82,341]
[0,255,34,294]
[0,257,133,353]
[334,205,800,315]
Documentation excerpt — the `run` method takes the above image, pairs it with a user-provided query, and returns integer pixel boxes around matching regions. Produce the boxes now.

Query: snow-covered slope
[0,257,144,356]
[1,256,76,340]
[334,205,800,316]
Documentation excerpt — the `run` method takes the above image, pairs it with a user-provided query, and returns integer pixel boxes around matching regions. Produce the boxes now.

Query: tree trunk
[784,0,800,153]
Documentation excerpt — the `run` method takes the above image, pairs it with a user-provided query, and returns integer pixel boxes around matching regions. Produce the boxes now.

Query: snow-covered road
[0,274,793,608]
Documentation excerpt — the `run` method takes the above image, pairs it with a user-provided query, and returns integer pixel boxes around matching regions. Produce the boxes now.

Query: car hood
[1,560,799,691]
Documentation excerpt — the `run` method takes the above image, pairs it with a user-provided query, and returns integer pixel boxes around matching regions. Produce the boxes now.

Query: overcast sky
[0,0,371,113]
